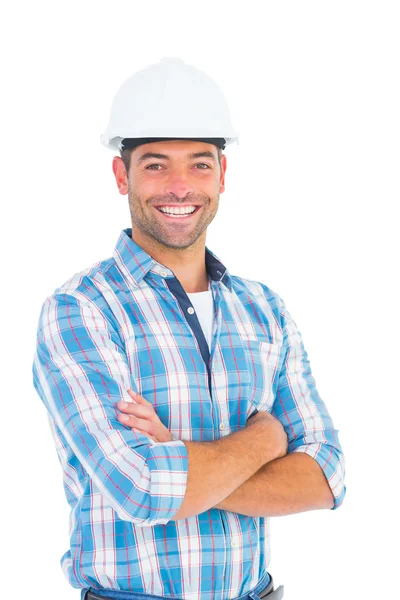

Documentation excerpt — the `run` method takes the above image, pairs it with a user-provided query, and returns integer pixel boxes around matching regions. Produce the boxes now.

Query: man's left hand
[117,389,174,443]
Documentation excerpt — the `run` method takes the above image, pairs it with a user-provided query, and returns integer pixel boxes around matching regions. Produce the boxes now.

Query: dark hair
[120,146,222,176]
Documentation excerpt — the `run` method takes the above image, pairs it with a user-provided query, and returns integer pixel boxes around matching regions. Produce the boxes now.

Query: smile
[154,205,202,219]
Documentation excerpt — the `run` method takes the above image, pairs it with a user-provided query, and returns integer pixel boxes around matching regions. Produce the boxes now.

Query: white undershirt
[187,282,214,351]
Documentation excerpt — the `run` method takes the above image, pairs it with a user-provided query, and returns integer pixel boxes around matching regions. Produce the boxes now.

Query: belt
[257,575,284,600]
[85,577,284,600]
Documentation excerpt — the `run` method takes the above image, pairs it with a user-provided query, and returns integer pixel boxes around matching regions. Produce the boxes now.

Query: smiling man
[32,58,346,600]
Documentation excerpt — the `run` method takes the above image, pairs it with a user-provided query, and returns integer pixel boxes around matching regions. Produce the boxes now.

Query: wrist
[247,420,284,465]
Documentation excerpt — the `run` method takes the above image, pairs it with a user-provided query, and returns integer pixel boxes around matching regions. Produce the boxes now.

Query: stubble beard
[128,185,220,251]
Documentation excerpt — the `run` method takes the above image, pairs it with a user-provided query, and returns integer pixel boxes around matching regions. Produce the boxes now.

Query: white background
[1,1,399,599]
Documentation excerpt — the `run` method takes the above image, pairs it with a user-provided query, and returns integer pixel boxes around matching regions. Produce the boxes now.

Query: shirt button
[231,538,239,547]
[219,423,225,430]
[187,307,195,314]
[160,270,168,277]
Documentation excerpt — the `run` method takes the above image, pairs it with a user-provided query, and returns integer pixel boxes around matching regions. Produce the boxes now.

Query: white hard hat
[100,57,239,152]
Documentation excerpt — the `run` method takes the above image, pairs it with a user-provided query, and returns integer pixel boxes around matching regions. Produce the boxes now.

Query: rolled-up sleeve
[32,292,188,525]
[271,295,346,510]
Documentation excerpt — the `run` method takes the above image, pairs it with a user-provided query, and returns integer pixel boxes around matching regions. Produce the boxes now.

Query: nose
[164,168,194,199]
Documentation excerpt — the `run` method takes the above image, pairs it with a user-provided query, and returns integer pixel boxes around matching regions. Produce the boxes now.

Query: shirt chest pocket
[242,339,282,412]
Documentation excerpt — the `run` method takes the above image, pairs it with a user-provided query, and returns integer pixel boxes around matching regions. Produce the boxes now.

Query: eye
[146,164,163,170]
[195,163,211,169]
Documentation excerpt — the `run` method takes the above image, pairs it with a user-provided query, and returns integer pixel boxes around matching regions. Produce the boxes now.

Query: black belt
[257,574,284,599]
[85,577,284,600]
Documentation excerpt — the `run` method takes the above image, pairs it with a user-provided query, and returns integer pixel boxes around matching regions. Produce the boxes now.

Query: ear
[112,156,129,195]
[219,154,227,193]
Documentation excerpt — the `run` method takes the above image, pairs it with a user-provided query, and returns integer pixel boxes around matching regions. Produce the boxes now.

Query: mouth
[153,205,202,220]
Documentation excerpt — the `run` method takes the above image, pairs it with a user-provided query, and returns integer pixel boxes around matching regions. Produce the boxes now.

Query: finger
[127,389,151,405]
[118,413,156,436]
[131,427,158,443]
[117,401,153,419]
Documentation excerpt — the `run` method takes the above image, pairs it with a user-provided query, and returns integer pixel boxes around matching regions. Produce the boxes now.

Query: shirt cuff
[136,439,189,525]
[292,443,346,510]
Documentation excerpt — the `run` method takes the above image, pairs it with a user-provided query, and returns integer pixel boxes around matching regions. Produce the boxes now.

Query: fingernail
[119,401,128,408]
[119,414,129,422]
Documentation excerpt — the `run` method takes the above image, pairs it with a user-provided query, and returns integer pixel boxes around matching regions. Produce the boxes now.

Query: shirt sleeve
[271,294,346,510]
[32,291,189,526]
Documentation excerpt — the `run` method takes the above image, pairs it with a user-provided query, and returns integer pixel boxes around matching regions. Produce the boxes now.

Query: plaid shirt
[32,227,346,599]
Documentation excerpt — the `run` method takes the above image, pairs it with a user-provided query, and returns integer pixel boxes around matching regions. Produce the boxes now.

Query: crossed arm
[117,390,335,518]
[213,453,335,516]
[34,292,345,525]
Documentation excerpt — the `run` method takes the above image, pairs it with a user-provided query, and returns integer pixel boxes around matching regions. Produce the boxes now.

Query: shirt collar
[113,228,233,291]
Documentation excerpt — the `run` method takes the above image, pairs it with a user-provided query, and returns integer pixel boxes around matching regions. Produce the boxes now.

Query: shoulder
[230,275,302,346]
[38,256,119,328]
[39,252,115,302]
[230,274,286,316]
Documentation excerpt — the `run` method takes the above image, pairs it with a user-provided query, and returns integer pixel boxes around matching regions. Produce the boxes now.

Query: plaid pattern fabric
[32,227,346,599]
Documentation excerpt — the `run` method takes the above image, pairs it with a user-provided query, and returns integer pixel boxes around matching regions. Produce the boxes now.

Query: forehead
[132,140,218,162]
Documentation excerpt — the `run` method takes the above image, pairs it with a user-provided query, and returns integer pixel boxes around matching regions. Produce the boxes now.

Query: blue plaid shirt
[32,227,346,599]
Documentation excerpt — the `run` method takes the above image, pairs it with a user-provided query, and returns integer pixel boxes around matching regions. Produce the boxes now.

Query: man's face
[113,140,227,251]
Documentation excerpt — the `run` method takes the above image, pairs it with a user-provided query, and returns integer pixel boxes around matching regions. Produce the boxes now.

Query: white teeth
[158,205,197,215]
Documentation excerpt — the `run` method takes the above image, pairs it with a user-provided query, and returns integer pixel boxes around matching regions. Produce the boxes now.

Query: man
[32,57,346,600]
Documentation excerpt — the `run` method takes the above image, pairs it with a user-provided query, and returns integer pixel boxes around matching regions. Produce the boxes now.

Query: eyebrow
[137,151,217,163]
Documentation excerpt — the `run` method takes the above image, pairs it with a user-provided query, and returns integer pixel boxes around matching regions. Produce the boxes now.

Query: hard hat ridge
[119,137,227,152]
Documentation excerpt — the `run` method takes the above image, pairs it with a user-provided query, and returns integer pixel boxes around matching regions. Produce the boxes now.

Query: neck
[131,227,210,293]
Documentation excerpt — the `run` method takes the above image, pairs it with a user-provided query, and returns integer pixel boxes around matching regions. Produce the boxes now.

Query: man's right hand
[246,410,288,459]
